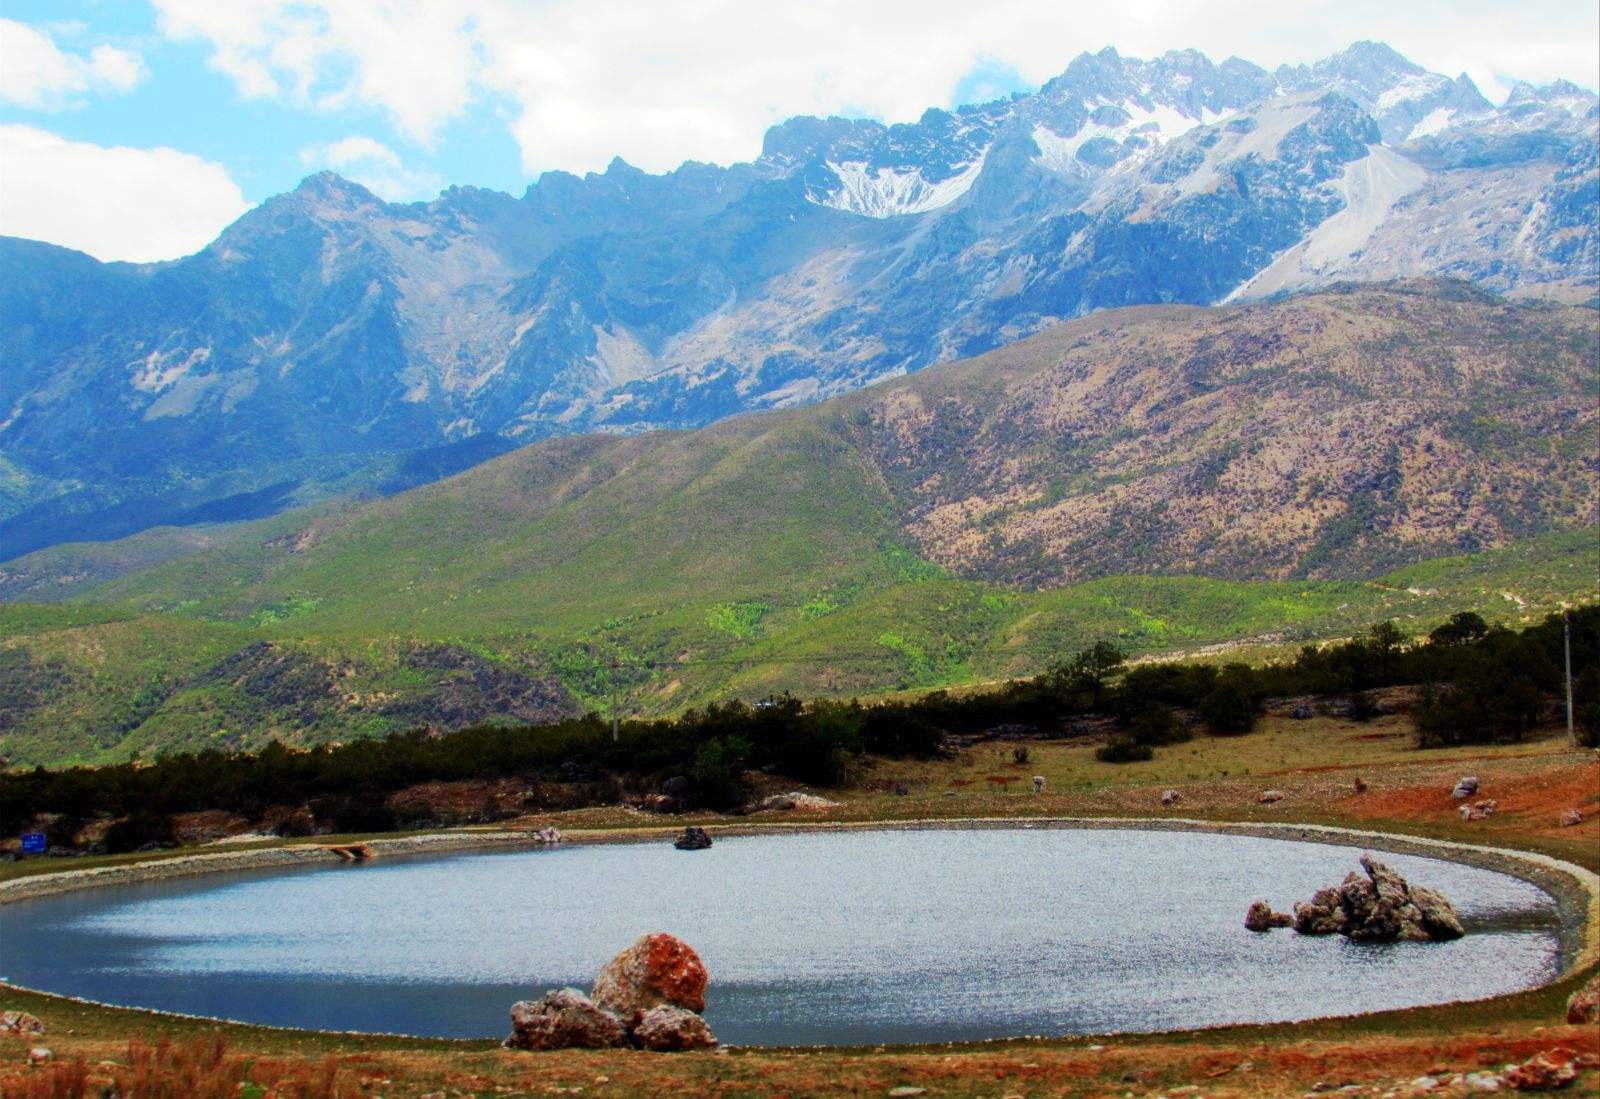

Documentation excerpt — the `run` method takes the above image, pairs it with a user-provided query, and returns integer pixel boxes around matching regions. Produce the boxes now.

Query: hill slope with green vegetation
[1,282,1595,766]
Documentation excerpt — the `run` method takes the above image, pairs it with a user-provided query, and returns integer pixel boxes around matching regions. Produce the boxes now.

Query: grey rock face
[504,988,630,1050]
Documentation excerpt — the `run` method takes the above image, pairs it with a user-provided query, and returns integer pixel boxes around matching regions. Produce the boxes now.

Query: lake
[0,827,1563,1046]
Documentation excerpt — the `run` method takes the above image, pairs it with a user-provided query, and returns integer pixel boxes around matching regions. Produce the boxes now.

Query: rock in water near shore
[592,932,709,1022]
[504,989,630,1050]
[1293,887,1347,935]
[631,1005,719,1051]
[1292,854,1463,942]
[1244,900,1293,931]
[674,826,713,850]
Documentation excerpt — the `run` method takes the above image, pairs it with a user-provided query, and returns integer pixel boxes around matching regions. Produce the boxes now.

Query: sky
[1,0,1596,263]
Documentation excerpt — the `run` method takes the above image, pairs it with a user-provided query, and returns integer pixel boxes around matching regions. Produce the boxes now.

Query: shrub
[1199,681,1256,735]
[1096,735,1154,763]
[1347,690,1380,722]
[690,735,750,808]
[1011,745,1031,765]
[1128,704,1190,746]
[103,811,175,854]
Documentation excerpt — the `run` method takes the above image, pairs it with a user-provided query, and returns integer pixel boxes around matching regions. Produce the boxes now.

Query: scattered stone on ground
[1566,972,1600,1024]
[1354,776,1367,794]
[1258,789,1286,803]
[1244,900,1294,931]
[752,794,797,812]
[1559,808,1583,827]
[1161,789,1180,806]
[1460,798,1498,821]
[26,1049,50,1065]
[0,1011,44,1037]
[1032,775,1046,794]
[1291,853,1463,942]
[630,1005,718,1051]
[1501,1047,1579,1090]
[1453,776,1480,799]
[592,932,709,1022]
[673,826,713,851]
[887,1088,927,1097]
[504,989,630,1051]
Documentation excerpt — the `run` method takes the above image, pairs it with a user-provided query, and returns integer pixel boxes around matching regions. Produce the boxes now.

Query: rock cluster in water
[1288,853,1464,942]
[674,826,713,850]
[506,933,716,1052]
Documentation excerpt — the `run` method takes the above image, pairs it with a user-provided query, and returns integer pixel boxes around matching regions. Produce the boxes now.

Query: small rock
[1452,776,1479,799]
[504,989,629,1051]
[631,1005,717,1051]
[534,826,563,844]
[0,1011,44,1037]
[1462,1071,1501,1092]
[753,794,797,812]
[1501,1047,1577,1090]
[1559,809,1582,827]
[673,826,712,851]
[887,1089,927,1097]
[1032,775,1045,794]
[1161,789,1180,806]
[1410,1076,1439,1091]
[1245,900,1293,931]
[1565,972,1600,1024]
[27,1048,51,1065]
[592,932,708,1021]
[1258,789,1286,803]
[1354,777,1367,794]
[893,782,908,796]
[1290,705,1313,720]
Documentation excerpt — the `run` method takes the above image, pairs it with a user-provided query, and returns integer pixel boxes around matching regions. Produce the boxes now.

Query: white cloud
[298,134,443,201]
[151,1,1600,176]
[0,18,147,108]
[0,125,249,262]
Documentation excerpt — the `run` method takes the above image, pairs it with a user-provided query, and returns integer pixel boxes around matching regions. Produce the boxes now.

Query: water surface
[0,828,1562,1045]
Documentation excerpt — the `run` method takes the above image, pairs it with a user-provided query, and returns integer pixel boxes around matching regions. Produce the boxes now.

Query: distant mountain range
[2,282,1595,765]
[2,41,1597,556]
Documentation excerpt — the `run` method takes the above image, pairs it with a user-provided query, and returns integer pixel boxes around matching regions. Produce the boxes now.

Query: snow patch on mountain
[818,153,988,217]
[1229,145,1429,299]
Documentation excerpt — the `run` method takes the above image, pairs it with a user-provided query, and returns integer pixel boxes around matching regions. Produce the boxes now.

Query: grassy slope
[2,527,1594,767]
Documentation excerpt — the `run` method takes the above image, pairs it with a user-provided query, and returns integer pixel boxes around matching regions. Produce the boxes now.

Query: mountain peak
[292,171,383,206]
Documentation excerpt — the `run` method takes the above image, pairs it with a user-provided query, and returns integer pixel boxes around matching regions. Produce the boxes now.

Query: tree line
[3,606,1593,850]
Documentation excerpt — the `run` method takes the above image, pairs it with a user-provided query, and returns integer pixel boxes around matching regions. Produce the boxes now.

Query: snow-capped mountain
[2,41,1595,555]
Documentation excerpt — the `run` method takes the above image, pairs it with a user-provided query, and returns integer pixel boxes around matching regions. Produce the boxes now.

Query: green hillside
[2,283,1595,766]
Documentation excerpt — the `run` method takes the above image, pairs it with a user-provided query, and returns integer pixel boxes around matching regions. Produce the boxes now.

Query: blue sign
[19,833,46,855]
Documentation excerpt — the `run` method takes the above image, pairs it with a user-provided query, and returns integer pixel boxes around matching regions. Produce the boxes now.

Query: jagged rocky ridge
[2,41,1595,553]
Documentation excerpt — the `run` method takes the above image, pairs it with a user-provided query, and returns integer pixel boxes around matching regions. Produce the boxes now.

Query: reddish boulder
[504,988,630,1051]
[631,1005,718,1051]
[1559,809,1583,827]
[1567,972,1600,1025]
[592,933,708,1022]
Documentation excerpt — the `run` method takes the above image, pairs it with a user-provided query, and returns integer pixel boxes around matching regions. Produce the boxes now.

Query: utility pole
[1564,609,1575,746]
[610,658,620,743]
